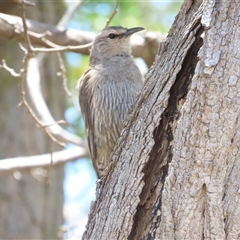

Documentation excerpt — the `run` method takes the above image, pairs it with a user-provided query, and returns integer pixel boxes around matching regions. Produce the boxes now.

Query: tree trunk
[0,2,65,239]
[83,0,240,239]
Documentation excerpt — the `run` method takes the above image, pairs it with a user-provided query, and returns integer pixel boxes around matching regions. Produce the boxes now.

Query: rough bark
[0,2,65,239]
[82,0,240,239]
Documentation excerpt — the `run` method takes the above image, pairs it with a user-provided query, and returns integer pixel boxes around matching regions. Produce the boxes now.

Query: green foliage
[71,1,183,32]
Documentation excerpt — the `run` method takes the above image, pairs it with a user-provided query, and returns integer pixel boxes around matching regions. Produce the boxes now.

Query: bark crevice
[128,23,204,240]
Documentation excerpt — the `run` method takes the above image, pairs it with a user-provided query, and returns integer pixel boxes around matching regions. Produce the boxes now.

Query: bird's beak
[124,27,144,37]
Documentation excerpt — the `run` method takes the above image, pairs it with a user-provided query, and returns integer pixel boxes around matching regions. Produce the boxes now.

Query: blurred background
[0,0,182,239]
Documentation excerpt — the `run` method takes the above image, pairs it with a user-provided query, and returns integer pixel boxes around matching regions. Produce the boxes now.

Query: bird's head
[90,26,144,62]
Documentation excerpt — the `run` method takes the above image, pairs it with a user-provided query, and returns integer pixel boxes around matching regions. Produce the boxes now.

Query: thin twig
[18,1,34,56]
[27,29,93,52]
[1,0,88,148]
[43,120,66,128]
[32,43,93,53]
[13,0,35,7]
[18,65,65,146]
[54,1,83,98]
[29,32,62,48]
[57,52,72,97]
[25,58,85,146]
[37,0,83,63]
[17,0,66,146]
[0,60,21,77]
[57,1,83,27]
[18,42,27,53]
[0,12,96,54]
[21,29,92,52]
[105,0,119,28]
[22,73,65,146]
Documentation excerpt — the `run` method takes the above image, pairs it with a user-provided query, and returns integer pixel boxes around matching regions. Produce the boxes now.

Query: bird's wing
[77,68,98,164]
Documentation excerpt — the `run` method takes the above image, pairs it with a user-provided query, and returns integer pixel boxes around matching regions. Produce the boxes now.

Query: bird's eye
[108,33,116,39]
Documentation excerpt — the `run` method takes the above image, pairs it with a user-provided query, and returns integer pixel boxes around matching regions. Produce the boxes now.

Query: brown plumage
[77,26,144,178]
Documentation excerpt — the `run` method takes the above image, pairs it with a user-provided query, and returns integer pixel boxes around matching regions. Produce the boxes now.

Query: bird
[77,26,144,178]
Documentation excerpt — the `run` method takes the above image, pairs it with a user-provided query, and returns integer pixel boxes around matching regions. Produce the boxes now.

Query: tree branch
[1,5,88,150]
[105,0,118,28]
[0,147,89,173]
[0,12,165,67]
[1,53,87,148]
[1,1,87,148]
[57,1,83,27]
[26,57,87,147]
[37,0,84,64]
